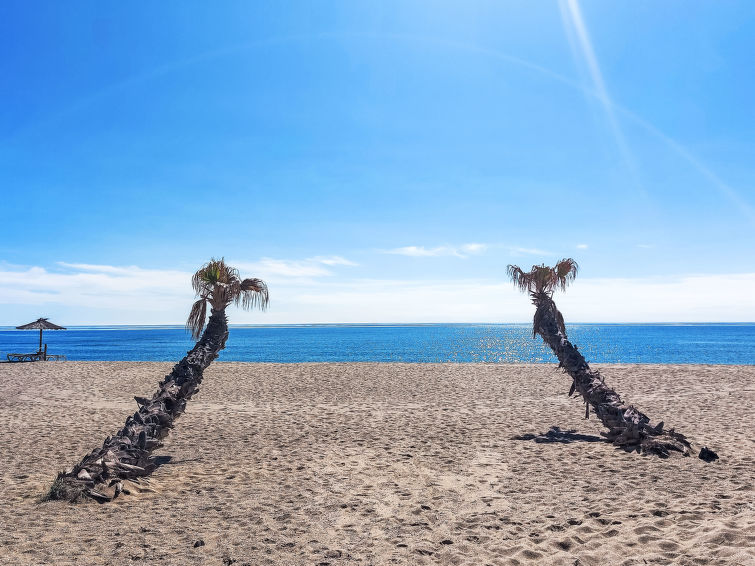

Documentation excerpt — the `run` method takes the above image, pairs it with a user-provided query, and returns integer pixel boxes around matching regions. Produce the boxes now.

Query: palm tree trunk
[531,292,702,458]
[48,308,229,502]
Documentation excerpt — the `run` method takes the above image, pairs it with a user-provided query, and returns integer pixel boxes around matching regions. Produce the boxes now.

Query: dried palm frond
[186,298,208,339]
[531,265,554,294]
[507,258,579,297]
[555,258,579,291]
[507,265,528,293]
[239,278,269,311]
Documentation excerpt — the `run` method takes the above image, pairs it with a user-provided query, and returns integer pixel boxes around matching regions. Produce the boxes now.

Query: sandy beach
[0,361,753,565]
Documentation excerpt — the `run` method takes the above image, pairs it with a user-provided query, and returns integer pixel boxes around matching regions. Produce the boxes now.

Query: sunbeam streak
[559,0,641,188]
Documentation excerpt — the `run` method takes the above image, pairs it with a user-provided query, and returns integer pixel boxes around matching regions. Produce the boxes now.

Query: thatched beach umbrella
[16,318,66,352]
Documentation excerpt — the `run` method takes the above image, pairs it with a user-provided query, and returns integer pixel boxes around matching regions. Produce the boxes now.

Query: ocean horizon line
[2,321,755,331]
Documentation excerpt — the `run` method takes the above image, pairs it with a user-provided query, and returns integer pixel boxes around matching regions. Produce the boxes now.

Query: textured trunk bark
[49,308,229,502]
[531,292,706,458]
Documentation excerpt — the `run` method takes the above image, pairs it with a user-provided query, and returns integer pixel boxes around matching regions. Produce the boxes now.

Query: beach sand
[0,362,753,565]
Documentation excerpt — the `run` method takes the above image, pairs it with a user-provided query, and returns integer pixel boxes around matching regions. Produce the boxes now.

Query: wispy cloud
[57,262,144,275]
[576,244,589,250]
[508,246,551,256]
[237,259,331,279]
[309,255,358,267]
[234,255,357,281]
[382,243,552,259]
[381,243,487,258]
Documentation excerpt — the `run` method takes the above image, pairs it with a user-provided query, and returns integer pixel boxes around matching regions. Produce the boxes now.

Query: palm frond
[192,258,222,294]
[507,265,530,293]
[226,265,240,284]
[194,258,246,309]
[238,278,269,311]
[530,265,553,294]
[186,298,208,340]
[555,258,579,291]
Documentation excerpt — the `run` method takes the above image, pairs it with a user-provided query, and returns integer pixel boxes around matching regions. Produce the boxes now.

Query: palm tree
[48,259,269,502]
[507,259,717,460]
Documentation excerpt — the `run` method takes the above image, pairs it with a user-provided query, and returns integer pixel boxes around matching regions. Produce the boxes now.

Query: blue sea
[1,324,754,364]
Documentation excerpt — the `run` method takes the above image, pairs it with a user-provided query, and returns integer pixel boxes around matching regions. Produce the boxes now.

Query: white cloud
[0,256,355,324]
[236,258,332,279]
[555,273,755,323]
[238,272,755,324]
[233,255,357,281]
[576,244,589,250]
[0,264,191,320]
[381,243,554,259]
[57,262,139,274]
[1,262,754,324]
[382,243,487,258]
[461,243,487,254]
[310,255,358,267]
[508,246,551,256]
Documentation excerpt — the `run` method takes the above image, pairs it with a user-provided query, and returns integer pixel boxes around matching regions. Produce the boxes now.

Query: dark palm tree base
[48,310,229,502]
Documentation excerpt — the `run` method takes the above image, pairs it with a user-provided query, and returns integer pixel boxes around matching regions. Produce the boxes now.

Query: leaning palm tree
[48,259,269,502]
[508,259,717,460]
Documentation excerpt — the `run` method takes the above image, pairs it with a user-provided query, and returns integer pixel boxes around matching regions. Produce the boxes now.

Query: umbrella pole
[39,329,43,352]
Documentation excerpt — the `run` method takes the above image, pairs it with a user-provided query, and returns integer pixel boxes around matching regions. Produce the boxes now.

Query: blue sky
[1,1,754,324]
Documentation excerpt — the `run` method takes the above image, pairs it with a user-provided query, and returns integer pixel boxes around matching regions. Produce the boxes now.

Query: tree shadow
[158,456,204,466]
[512,426,605,444]
[151,455,173,468]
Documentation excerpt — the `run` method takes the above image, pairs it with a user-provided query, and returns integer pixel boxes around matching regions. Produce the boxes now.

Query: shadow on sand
[512,426,605,444]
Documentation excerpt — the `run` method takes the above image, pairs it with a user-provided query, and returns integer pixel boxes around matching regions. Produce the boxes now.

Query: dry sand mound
[0,362,753,565]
